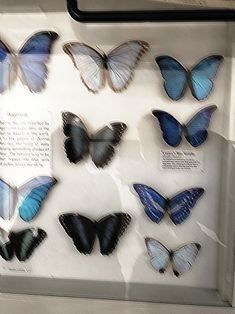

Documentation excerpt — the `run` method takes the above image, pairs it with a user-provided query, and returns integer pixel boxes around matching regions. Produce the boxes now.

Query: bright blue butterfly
[133,184,204,225]
[155,55,223,101]
[152,105,217,147]
[0,176,57,226]
[0,31,58,93]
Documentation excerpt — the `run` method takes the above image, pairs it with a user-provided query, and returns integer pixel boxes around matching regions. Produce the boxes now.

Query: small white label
[2,265,32,274]
[160,150,203,172]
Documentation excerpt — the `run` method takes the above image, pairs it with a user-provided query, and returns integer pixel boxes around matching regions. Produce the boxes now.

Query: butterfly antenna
[96,45,105,56]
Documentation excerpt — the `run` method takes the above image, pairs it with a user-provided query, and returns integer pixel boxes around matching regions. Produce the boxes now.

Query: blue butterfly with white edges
[152,105,217,147]
[155,55,223,101]
[0,176,57,223]
[133,184,204,225]
[0,31,58,93]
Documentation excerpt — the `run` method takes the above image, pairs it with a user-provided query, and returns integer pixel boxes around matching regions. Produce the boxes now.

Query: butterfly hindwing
[145,238,170,273]
[133,184,167,223]
[155,56,187,101]
[96,213,131,255]
[0,236,14,261]
[152,110,183,147]
[59,213,96,254]
[169,188,205,225]
[90,122,127,168]
[17,176,57,222]
[189,55,223,101]
[185,105,217,147]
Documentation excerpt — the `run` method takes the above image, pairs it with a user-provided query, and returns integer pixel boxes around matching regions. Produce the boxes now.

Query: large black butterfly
[59,212,131,255]
[62,112,127,168]
[0,228,47,262]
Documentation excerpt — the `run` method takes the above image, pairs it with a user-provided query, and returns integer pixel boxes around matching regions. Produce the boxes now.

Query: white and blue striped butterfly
[145,238,201,277]
[152,105,217,147]
[0,176,57,231]
[133,184,204,225]
[0,31,58,93]
[63,40,149,93]
[155,55,223,101]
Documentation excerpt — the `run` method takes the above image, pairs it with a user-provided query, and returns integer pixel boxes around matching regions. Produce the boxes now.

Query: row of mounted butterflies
[0,31,223,100]
[0,175,203,276]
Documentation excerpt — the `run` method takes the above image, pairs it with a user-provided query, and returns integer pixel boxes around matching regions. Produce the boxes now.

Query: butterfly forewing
[145,238,170,274]
[0,40,12,93]
[63,42,105,93]
[97,213,131,255]
[106,40,149,92]
[0,236,14,261]
[59,213,96,254]
[0,179,16,220]
[90,122,127,168]
[172,243,201,277]
[62,112,90,164]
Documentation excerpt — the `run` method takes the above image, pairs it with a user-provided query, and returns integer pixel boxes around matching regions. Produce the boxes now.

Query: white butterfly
[145,237,201,277]
[63,40,149,93]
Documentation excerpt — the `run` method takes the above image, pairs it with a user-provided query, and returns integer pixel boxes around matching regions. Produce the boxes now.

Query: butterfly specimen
[63,40,149,93]
[0,228,47,262]
[0,31,58,93]
[133,184,204,225]
[155,55,223,101]
[62,112,127,168]
[152,105,217,147]
[0,176,57,231]
[145,238,201,277]
[59,212,131,255]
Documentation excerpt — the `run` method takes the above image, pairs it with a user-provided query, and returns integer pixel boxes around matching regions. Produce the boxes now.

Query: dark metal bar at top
[67,0,235,23]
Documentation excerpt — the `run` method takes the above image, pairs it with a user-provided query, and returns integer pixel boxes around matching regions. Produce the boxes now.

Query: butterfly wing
[172,243,201,277]
[0,179,16,220]
[106,40,149,92]
[59,213,96,254]
[0,236,14,261]
[17,176,57,222]
[169,188,204,225]
[63,42,105,93]
[185,105,217,147]
[155,56,187,101]
[18,31,58,92]
[90,122,127,168]
[0,40,12,93]
[189,55,223,101]
[97,213,131,255]
[133,184,167,223]
[62,112,90,164]
[9,228,47,262]
[152,110,183,147]
[145,238,170,274]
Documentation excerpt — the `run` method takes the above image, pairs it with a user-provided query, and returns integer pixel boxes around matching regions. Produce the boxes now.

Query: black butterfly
[0,228,47,262]
[59,212,131,255]
[62,112,127,168]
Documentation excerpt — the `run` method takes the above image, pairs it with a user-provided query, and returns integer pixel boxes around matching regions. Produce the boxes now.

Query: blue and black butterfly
[0,228,47,261]
[62,112,127,168]
[155,55,223,101]
[152,105,217,147]
[0,176,57,232]
[63,41,149,93]
[59,212,131,255]
[133,184,204,225]
[0,31,58,93]
[145,238,201,277]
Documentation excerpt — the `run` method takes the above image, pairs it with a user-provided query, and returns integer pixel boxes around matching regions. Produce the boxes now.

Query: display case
[0,0,234,308]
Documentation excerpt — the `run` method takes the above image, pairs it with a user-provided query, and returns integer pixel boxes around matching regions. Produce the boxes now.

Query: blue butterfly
[152,105,217,147]
[133,184,204,225]
[155,55,223,101]
[0,31,58,93]
[0,176,57,228]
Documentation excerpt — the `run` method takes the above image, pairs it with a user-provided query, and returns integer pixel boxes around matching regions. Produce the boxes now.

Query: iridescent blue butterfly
[63,41,149,93]
[133,184,204,225]
[155,55,223,101]
[145,238,201,277]
[0,176,57,228]
[0,31,58,93]
[152,105,217,147]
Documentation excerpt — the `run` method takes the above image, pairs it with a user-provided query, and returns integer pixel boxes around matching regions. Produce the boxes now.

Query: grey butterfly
[62,112,127,168]
[145,237,201,277]
[63,40,149,93]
